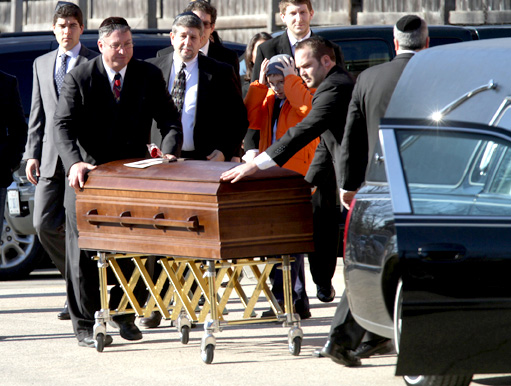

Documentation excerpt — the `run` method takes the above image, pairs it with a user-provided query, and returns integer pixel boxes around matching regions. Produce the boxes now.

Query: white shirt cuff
[254,152,277,170]
[242,149,259,162]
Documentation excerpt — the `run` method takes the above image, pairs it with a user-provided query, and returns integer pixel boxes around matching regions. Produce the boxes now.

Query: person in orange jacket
[243,53,319,319]
[243,54,319,176]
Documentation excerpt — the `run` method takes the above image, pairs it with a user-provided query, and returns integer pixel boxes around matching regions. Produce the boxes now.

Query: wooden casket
[76,159,314,260]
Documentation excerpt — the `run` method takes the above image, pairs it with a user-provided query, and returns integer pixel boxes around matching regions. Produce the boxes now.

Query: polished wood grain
[76,159,314,260]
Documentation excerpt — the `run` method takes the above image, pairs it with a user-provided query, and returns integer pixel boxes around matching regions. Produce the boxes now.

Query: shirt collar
[172,52,199,73]
[59,42,81,59]
[396,49,417,55]
[200,39,210,56]
[101,55,127,83]
[287,29,312,48]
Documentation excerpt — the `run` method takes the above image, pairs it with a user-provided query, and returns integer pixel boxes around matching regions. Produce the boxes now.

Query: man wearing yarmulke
[314,14,430,367]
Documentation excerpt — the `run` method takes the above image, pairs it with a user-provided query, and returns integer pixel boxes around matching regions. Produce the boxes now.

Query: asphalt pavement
[0,259,508,386]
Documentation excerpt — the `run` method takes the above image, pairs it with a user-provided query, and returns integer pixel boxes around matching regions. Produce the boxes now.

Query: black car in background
[343,38,511,386]
[0,30,244,280]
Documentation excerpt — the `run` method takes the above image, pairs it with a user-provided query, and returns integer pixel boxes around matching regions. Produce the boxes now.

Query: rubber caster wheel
[201,344,215,364]
[289,336,301,356]
[180,325,190,344]
[95,333,105,353]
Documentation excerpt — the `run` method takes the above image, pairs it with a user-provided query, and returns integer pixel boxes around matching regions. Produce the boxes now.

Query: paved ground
[0,259,509,386]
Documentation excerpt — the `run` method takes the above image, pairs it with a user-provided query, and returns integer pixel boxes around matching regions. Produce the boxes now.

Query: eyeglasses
[106,42,134,51]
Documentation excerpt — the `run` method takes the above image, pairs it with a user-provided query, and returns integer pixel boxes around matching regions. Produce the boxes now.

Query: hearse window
[395,130,510,215]
[335,39,391,78]
[488,148,511,196]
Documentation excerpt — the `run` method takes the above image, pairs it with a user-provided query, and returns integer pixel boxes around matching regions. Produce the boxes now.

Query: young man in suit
[157,1,240,87]
[313,15,430,364]
[0,71,27,239]
[251,0,346,303]
[53,17,182,348]
[139,12,248,328]
[23,2,98,321]
[221,35,354,225]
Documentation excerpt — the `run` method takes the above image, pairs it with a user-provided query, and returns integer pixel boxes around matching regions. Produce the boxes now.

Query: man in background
[23,2,98,321]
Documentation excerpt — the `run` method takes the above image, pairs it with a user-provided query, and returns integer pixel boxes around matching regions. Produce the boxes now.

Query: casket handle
[85,209,200,231]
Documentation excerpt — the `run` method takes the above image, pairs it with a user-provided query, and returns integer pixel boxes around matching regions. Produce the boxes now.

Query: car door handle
[417,243,466,261]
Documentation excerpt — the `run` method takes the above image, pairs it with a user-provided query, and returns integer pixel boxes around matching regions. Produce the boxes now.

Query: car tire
[0,216,45,280]
[393,280,473,386]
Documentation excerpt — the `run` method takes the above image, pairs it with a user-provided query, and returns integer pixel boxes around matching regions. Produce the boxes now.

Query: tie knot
[114,73,121,81]
[180,62,186,72]
[61,53,68,62]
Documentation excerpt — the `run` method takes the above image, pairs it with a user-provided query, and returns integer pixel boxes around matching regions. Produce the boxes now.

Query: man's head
[393,15,429,52]
[183,0,216,47]
[279,0,314,40]
[295,36,336,88]
[52,2,84,52]
[171,12,204,62]
[97,17,133,72]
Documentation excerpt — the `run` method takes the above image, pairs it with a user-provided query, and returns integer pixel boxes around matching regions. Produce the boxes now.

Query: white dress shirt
[170,54,199,151]
[101,56,127,89]
[55,42,83,77]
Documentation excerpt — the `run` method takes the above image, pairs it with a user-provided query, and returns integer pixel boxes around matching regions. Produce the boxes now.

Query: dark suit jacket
[24,45,98,178]
[264,65,354,188]
[251,31,345,82]
[148,53,247,160]
[0,71,27,187]
[339,53,414,191]
[157,41,241,87]
[53,56,182,183]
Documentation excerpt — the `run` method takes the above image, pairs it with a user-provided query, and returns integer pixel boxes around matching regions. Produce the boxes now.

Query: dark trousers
[33,166,66,276]
[269,253,310,312]
[308,176,340,289]
[65,186,146,341]
[328,290,379,350]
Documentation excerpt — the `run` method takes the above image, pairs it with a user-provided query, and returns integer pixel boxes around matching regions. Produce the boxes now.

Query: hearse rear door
[380,119,511,376]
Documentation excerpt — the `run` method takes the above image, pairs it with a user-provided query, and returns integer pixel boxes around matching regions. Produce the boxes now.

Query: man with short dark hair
[251,1,346,303]
[54,16,182,348]
[23,1,98,321]
[314,15,430,367]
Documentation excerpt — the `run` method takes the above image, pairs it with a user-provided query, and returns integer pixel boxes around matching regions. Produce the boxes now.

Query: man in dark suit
[221,37,354,257]
[53,17,182,348]
[314,15,430,366]
[156,0,240,87]
[0,71,27,240]
[149,12,247,162]
[139,11,248,328]
[23,2,97,321]
[251,1,345,303]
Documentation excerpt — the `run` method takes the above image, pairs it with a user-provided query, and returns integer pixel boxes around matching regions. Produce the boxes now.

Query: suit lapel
[46,49,60,103]
[161,55,173,88]
[278,32,294,56]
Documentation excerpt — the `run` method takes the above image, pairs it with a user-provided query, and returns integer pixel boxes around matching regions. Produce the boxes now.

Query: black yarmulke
[396,15,421,32]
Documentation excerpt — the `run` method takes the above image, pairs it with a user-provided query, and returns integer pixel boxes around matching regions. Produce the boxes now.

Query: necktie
[55,53,68,96]
[113,73,122,103]
[171,62,186,114]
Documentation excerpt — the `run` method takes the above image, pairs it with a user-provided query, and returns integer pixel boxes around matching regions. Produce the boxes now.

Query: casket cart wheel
[180,325,190,344]
[201,344,215,364]
[289,336,301,356]
[95,333,105,353]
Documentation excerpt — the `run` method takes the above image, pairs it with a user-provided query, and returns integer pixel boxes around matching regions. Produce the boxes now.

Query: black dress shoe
[114,318,143,341]
[317,285,336,303]
[78,334,113,348]
[58,305,70,320]
[139,311,162,329]
[354,338,395,358]
[320,340,361,367]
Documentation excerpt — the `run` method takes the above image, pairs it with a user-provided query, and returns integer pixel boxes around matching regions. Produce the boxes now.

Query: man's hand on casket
[69,161,97,189]
[163,154,178,162]
[207,149,225,162]
[220,161,259,183]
